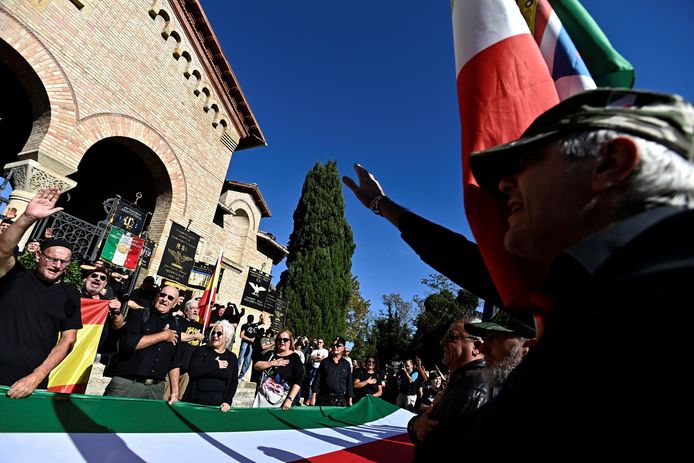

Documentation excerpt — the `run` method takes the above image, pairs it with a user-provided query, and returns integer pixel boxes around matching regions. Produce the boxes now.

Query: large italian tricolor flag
[0,392,413,462]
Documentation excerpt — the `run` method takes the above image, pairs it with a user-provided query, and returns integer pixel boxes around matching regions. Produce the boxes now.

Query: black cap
[40,238,73,253]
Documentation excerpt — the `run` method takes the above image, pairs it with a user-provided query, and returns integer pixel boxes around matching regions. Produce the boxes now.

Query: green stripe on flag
[550,0,635,88]
[101,227,125,263]
[0,387,401,433]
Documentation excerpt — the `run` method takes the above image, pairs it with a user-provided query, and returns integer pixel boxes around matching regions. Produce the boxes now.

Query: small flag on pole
[101,227,145,270]
[198,248,224,333]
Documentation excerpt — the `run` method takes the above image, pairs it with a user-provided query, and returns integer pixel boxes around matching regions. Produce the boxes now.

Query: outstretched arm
[341,164,408,227]
[0,189,63,279]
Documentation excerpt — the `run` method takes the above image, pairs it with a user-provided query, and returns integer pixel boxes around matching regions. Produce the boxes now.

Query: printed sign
[157,222,199,285]
[240,267,271,310]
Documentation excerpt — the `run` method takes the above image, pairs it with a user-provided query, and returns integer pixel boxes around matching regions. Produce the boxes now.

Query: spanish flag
[47,299,110,394]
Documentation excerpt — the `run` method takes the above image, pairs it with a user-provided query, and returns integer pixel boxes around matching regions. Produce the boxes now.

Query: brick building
[0,0,287,330]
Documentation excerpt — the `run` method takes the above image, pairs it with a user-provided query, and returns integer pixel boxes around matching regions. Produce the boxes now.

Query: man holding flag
[0,189,81,399]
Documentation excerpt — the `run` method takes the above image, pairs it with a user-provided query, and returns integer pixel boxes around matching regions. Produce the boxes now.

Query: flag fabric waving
[101,226,145,270]
[453,0,560,309]
[545,0,634,88]
[198,248,224,332]
[47,299,110,394]
[0,391,413,462]
[516,0,596,100]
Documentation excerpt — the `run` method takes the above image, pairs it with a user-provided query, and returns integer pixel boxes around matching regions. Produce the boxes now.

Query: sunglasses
[159,292,176,301]
[276,337,291,344]
[444,330,482,342]
[211,330,224,337]
[331,343,344,348]
[90,273,107,281]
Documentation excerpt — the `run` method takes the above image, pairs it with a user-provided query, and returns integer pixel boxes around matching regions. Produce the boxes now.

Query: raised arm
[0,189,63,278]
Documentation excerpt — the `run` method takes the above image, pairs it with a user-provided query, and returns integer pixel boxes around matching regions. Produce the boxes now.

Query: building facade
[0,0,286,320]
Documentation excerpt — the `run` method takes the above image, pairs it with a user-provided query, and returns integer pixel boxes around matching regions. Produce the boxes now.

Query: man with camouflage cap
[414,89,694,460]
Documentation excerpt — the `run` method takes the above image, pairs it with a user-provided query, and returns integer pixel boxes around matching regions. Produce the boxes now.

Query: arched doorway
[0,39,50,169]
[57,137,171,228]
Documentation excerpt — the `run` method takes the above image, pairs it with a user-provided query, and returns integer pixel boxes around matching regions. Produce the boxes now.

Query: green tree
[344,276,372,360]
[278,161,355,341]
[371,293,414,365]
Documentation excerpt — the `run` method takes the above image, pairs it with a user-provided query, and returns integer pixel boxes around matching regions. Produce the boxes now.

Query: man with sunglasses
[80,266,125,356]
[310,336,353,406]
[407,312,487,448]
[104,285,182,400]
[0,189,82,399]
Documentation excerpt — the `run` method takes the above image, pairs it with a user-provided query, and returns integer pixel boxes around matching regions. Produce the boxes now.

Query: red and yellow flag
[47,299,110,394]
[198,248,224,333]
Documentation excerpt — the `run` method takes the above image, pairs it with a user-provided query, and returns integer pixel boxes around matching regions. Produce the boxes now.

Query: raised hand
[24,189,64,221]
[341,164,386,209]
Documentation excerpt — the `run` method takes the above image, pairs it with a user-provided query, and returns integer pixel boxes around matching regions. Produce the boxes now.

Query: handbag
[253,355,289,408]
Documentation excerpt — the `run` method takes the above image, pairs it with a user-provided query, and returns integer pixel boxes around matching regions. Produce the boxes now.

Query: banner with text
[157,222,199,285]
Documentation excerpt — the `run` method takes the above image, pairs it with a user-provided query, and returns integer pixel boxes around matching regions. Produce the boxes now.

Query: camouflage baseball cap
[469,88,694,194]
[465,309,536,339]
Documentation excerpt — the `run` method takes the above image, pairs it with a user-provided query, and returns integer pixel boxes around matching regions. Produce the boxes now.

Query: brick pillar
[3,159,76,248]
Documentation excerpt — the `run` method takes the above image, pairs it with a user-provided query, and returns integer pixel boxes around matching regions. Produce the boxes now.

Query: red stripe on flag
[291,432,413,463]
[458,33,558,308]
[532,0,553,43]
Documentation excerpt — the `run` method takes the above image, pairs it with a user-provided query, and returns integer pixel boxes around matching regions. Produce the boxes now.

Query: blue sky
[201,0,694,317]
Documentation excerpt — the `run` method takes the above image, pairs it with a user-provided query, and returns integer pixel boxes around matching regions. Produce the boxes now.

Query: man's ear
[592,136,639,193]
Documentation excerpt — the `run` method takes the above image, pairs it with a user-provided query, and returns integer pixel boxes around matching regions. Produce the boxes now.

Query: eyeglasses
[444,330,482,342]
[41,252,70,266]
[366,360,376,364]
[90,273,107,281]
[159,292,176,301]
[276,337,291,344]
[211,330,224,337]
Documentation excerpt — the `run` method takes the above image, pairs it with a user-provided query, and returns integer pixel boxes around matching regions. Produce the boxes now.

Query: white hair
[210,320,236,350]
[559,130,694,214]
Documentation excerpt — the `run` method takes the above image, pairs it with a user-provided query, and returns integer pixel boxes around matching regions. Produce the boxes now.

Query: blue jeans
[238,341,253,379]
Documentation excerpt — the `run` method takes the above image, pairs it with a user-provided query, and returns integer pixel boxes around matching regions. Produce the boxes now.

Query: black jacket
[415,207,693,459]
[408,359,487,447]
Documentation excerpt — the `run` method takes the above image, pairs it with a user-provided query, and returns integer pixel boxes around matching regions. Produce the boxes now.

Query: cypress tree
[278,161,355,341]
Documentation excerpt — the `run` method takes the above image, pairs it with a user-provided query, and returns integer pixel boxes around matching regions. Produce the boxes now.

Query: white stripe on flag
[0,409,414,463]
[453,0,530,75]
[539,9,561,75]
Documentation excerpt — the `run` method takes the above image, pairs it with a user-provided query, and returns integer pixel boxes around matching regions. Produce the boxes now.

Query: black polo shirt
[111,308,181,380]
[313,356,353,398]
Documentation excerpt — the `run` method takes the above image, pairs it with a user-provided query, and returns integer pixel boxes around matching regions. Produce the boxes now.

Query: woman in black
[353,356,383,401]
[253,329,305,410]
[182,320,238,412]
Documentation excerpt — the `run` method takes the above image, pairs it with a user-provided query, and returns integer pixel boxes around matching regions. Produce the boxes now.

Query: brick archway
[68,113,188,249]
[0,6,78,170]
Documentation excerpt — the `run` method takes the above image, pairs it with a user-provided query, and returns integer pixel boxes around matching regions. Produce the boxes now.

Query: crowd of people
[0,88,692,457]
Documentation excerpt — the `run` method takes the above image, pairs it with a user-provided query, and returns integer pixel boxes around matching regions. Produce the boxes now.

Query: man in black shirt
[311,336,353,406]
[104,285,181,400]
[80,266,124,355]
[237,314,260,380]
[0,189,81,398]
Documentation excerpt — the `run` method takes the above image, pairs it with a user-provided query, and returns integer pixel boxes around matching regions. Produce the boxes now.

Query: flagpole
[201,248,223,336]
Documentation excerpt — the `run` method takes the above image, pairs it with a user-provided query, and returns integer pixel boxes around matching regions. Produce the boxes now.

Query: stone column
[3,159,76,248]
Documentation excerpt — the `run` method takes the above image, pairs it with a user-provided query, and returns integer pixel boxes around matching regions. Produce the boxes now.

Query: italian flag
[453,0,559,309]
[101,227,145,269]
[47,299,110,394]
[0,392,413,462]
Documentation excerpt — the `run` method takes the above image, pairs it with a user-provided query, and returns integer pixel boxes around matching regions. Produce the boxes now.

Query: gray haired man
[415,89,694,459]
